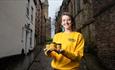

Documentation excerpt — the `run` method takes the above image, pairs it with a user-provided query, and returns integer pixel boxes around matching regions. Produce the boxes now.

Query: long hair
[61,12,75,31]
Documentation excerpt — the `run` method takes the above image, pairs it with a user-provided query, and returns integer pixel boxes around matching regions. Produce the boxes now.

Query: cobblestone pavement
[28,46,53,70]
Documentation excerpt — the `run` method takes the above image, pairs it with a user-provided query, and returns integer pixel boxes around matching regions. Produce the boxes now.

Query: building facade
[34,0,50,45]
[34,0,42,45]
[40,0,50,44]
[24,0,36,54]
[0,0,36,58]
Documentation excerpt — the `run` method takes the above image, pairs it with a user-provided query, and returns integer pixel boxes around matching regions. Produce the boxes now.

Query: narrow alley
[0,0,115,70]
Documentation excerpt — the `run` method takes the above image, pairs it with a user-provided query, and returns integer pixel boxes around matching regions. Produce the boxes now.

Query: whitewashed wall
[0,0,36,58]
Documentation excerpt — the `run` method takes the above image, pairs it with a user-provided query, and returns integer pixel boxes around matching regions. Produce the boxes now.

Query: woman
[44,12,85,70]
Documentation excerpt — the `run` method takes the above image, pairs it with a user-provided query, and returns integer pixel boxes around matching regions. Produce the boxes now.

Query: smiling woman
[44,12,85,70]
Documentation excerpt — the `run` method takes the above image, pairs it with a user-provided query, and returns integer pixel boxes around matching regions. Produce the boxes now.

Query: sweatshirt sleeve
[62,33,85,61]
[52,33,58,42]
[48,33,61,60]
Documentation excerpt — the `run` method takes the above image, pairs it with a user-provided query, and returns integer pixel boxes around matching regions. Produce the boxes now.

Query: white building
[0,0,36,58]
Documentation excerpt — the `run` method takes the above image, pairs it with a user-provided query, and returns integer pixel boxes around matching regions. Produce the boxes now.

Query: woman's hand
[44,43,57,56]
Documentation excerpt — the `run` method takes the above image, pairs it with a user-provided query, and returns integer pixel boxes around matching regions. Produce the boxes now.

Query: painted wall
[0,0,36,58]
[0,0,26,58]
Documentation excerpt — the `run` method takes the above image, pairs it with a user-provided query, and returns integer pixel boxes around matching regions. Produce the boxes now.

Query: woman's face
[61,15,72,30]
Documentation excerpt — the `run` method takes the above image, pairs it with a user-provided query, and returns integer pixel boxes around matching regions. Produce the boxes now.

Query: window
[77,0,81,12]
[28,0,30,3]
[27,7,29,17]
[31,6,33,23]
[26,0,30,19]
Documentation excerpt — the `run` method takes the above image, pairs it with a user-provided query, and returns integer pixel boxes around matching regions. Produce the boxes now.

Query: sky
[48,0,63,37]
[48,0,63,19]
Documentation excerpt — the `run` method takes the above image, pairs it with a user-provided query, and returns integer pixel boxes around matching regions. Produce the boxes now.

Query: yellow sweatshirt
[50,32,85,70]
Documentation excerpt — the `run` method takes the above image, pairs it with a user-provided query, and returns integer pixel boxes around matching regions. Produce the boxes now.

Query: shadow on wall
[85,44,98,55]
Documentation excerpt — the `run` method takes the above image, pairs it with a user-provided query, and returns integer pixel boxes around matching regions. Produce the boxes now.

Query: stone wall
[93,1,115,69]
